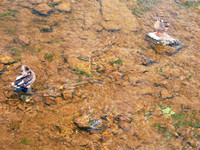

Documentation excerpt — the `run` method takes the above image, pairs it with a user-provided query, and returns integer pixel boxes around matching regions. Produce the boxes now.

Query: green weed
[158,104,175,117]
[44,52,54,61]
[73,68,87,75]
[0,9,19,17]
[186,73,193,79]
[20,138,32,145]
[10,48,21,56]
[110,59,123,65]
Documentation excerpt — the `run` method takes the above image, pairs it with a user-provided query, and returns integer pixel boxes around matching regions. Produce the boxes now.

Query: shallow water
[0,0,200,149]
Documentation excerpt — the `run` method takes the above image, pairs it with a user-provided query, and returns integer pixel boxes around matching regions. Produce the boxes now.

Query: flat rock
[101,0,139,33]
[28,0,45,4]
[55,2,72,13]
[146,32,183,55]
[110,71,124,79]
[0,64,4,71]
[160,89,173,99]
[33,3,52,16]
[0,55,15,64]
[14,35,30,45]
[74,114,90,128]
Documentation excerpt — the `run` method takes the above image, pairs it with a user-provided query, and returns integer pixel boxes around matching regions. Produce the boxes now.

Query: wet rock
[0,64,4,72]
[44,97,56,106]
[101,0,139,33]
[14,35,30,45]
[62,89,73,100]
[160,89,173,99]
[110,71,124,79]
[74,114,90,128]
[67,56,91,74]
[114,115,132,131]
[146,32,183,55]
[55,2,72,13]
[33,3,52,16]
[0,93,6,102]
[74,115,104,131]
[0,55,15,65]
[40,26,53,32]
[28,0,45,4]
[162,66,181,78]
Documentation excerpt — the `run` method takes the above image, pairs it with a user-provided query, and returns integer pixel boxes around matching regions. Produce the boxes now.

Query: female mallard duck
[12,65,36,94]
[154,17,169,36]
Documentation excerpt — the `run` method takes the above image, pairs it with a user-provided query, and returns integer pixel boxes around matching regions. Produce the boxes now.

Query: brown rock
[0,64,4,71]
[74,114,89,128]
[101,0,139,33]
[28,0,45,4]
[160,89,173,99]
[0,55,14,64]
[67,56,91,74]
[14,35,30,45]
[110,71,124,79]
[62,89,73,100]
[34,3,52,15]
[55,2,72,13]
[44,97,56,106]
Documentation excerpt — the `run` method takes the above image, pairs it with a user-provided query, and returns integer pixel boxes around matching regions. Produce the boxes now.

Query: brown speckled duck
[154,17,169,36]
[12,65,36,94]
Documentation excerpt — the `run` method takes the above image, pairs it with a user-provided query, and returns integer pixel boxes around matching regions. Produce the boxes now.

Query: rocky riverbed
[0,0,199,149]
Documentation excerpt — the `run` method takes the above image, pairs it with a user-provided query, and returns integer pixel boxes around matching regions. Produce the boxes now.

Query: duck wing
[14,71,35,87]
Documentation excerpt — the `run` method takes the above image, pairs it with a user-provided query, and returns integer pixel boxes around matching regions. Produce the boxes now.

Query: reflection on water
[0,0,199,149]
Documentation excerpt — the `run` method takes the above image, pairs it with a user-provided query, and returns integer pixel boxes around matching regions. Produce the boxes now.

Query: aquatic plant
[131,0,161,17]
[0,9,19,17]
[20,138,32,145]
[73,68,88,75]
[44,52,54,61]
[110,59,123,65]
[158,104,175,117]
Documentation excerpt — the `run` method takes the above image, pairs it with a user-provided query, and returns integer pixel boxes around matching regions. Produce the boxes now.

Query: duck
[12,65,36,94]
[154,17,169,36]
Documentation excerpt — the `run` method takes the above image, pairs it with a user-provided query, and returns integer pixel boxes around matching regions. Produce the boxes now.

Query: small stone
[55,2,72,13]
[0,64,4,71]
[33,3,52,16]
[62,89,73,100]
[118,121,131,131]
[14,35,30,45]
[160,89,173,99]
[28,0,45,4]
[110,71,124,79]
[74,114,89,128]
[44,97,56,106]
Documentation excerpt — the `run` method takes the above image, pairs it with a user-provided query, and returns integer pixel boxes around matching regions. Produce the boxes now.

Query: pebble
[33,3,52,16]
[14,35,30,45]
[110,71,124,79]
[0,64,4,72]
[160,89,173,99]
[55,2,72,13]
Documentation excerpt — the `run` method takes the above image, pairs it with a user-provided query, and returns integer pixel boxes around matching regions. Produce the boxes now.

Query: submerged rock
[160,89,174,99]
[146,32,183,55]
[33,3,52,16]
[55,2,72,13]
[14,35,30,45]
[0,55,15,65]
[28,0,45,4]
[74,115,104,131]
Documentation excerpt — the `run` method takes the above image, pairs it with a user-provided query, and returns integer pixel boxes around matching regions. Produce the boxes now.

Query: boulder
[146,32,183,55]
